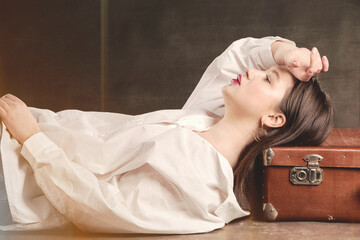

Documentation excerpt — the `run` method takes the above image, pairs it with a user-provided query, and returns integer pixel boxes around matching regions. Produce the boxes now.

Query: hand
[284,47,329,82]
[0,94,40,144]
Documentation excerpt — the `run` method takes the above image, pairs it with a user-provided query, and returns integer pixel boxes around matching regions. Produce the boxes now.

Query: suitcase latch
[290,154,323,185]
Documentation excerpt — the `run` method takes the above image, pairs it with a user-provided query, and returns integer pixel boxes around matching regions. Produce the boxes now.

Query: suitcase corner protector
[263,148,274,166]
[263,203,278,221]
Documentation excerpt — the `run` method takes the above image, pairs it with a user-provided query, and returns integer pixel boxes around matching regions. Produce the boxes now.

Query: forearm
[20,132,126,231]
[271,40,298,66]
[183,37,295,112]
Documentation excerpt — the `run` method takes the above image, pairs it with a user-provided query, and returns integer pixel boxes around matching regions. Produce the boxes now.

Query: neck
[196,114,258,168]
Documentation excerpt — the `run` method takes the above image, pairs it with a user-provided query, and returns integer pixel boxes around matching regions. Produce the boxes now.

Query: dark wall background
[0,0,359,128]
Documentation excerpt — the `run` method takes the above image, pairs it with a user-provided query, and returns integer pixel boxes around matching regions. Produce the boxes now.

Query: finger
[304,63,317,80]
[309,47,322,73]
[0,106,7,119]
[307,67,316,76]
[1,95,14,104]
[3,94,22,103]
[298,72,311,82]
[0,98,10,111]
[304,71,313,81]
[1,95,17,107]
[322,56,329,72]
[308,48,316,72]
[306,68,321,79]
[314,48,323,69]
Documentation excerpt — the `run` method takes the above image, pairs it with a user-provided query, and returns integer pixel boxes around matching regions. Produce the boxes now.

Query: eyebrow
[271,69,280,81]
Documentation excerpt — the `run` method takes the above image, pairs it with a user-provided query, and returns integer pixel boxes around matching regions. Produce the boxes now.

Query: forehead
[269,65,296,96]
[271,65,296,82]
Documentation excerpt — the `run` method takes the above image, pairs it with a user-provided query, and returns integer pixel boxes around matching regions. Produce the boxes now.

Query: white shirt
[0,36,295,233]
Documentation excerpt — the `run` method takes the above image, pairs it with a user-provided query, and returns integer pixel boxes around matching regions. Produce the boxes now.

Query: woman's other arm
[0,94,139,232]
[0,94,40,144]
[0,94,225,234]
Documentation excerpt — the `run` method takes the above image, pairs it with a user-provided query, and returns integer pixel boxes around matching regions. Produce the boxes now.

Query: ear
[261,112,286,129]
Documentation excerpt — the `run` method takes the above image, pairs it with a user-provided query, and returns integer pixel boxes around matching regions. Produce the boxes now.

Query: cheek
[222,86,259,114]
[240,84,272,107]
[224,84,282,115]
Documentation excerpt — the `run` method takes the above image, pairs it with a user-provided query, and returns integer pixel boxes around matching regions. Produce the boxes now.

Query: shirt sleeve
[182,36,296,116]
[20,132,136,232]
[20,132,225,234]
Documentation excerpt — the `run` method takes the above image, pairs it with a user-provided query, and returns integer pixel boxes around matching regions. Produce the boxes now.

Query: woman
[0,37,332,233]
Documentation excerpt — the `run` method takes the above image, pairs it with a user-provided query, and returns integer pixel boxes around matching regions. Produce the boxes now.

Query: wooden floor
[1,219,359,240]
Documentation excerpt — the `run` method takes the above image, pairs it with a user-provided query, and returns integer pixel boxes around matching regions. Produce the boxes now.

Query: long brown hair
[233,76,334,218]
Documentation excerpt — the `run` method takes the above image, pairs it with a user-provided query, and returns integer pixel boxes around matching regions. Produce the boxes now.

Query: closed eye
[265,75,271,84]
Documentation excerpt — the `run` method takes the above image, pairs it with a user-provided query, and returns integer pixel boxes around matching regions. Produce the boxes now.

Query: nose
[245,68,253,80]
[246,68,263,80]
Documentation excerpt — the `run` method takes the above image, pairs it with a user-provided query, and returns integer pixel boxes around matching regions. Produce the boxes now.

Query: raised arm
[182,36,296,116]
[182,36,329,116]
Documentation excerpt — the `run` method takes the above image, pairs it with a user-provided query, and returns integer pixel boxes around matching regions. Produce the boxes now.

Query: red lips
[232,74,242,85]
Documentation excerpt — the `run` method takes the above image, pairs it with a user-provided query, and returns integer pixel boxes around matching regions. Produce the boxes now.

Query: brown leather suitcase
[262,128,360,222]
